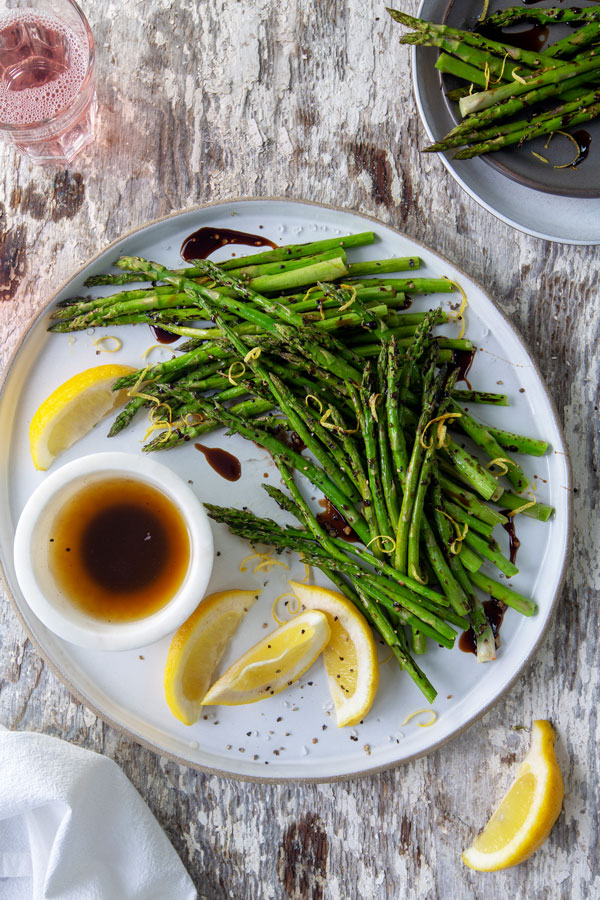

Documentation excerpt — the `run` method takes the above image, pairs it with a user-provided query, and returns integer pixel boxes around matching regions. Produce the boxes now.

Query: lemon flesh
[202,609,330,706]
[462,720,564,871]
[164,589,259,725]
[29,364,136,470]
[289,581,379,727]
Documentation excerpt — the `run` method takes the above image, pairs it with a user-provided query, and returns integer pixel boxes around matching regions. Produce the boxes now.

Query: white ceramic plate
[0,199,571,782]
[413,0,600,245]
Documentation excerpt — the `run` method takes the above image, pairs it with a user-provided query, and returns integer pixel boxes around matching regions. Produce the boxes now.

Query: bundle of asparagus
[49,230,552,703]
[387,7,600,160]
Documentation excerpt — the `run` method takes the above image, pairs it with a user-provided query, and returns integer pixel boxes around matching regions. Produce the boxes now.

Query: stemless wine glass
[0,0,96,165]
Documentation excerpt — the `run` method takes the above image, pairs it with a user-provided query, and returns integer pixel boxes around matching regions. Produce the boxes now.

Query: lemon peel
[462,720,564,871]
[420,412,462,450]
[337,283,357,312]
[297,556,312,584]
[93,335,122,353]
[289,582,379,727]
[443,276,468,339]
[511,66,528,85]
[437,508,469,554]
[164,589,259,725]
[182,411,205,426]
[318,405,359,435]
[487,457,511,476]
[305,394,323,414]
[507,497,537,517]
[227,361,246,385]
[29,364,136,471]
[366,534,396,554]
[301,284,325,317]
[271,591,301,624]
[141,344,176,361]
[477,0,490,23]
[544,130,583,169]
[531,151,550,165]
[240,551,289,575]
[244,347,262,363]
[400,709,437,728]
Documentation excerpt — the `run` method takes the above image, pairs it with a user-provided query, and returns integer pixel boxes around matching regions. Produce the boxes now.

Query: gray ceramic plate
[441,0,600,198]
[414,1,600,242]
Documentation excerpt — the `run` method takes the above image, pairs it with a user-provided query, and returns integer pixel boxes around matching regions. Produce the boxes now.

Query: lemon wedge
[164,589,259,725]
[289,581,379,727]
[462,720,564,871]
[29,364,136,470]
[202,610,330,706]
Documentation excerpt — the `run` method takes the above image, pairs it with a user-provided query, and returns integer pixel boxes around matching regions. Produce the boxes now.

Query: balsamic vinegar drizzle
[316,499,360,542]
[181,227,277,261]
[453,349,476,389]
[571,129,592,166]
[195,442,242,481]
[150,324,180,344]
[459,599,508,655]
[481,23,549,52]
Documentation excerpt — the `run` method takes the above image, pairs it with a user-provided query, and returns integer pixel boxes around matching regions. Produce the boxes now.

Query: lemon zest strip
[477,0,490,23]
[142,343,176,361]
[240,551,289,575]
[93,335,122,353]
[183,411,205,426]
[301,285,324,317]
[317,405,359,435]
[531,151,550,165]
[400,709,438,728]
[489,51,509,85]
[544,130,583,169]
[297,555,312,584]
[227,361,246,386]
[337,283,357,312]
[487,457,511,477]
[129,390,161,406]
[142,400,175,443]
[366,534,396,554]
[506,496,537,517]
[437,508,468,554]
[244,347,262,363]
[442,275,468,339]
[420,412,462,450]
[240,552,268,573]
[126,365,151,398]
[483,61,491,91]
[511,67,528,85]
[305,394,324,414]
[271,591,301,624]
[254,558,290,574]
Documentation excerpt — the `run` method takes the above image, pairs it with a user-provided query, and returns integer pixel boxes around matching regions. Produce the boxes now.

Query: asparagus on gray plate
[387,7,600,161]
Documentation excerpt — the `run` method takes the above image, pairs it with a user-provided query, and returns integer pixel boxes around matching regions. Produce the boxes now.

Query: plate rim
[0,196,574,783]
[413,0,600,245]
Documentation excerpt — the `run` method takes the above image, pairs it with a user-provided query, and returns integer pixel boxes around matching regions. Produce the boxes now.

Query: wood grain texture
[0,1,598,898]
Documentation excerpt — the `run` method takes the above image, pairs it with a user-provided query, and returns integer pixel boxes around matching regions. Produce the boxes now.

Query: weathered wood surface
[0,1,598,897]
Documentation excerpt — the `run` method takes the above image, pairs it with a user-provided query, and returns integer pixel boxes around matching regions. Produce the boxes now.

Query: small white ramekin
[13,452,214,651]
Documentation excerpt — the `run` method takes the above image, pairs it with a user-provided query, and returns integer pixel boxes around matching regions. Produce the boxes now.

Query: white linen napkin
[0,728,197,900]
